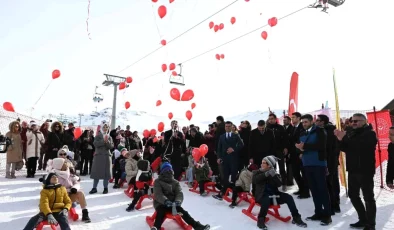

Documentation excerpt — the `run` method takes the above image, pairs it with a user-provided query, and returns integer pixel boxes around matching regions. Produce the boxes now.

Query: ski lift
[93,86,104,103]
[309,0,345,10]
[169,63,185,86]
[90,111,99,117]
[328,0,345,7]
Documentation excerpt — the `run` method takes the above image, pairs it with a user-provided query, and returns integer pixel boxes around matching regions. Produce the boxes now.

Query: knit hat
[52,158,65,170]
[160,162,173,174]
[39,172,57,185]
[29,121,37,128]
[263,155,278,168]
[247,163,259,172]
[117,145,125,152]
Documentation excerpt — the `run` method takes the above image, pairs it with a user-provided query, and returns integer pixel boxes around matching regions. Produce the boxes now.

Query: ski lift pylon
[169,63,185,86]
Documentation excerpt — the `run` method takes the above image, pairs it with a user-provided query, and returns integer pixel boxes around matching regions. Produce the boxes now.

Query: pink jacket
[52,169,80,192]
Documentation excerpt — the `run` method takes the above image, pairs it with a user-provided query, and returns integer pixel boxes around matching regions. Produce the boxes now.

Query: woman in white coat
[25,121,45,178]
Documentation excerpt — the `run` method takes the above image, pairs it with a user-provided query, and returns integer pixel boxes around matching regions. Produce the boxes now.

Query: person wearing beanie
[89,123,114,195]
[23,173,72,230]
[151,162,210,230]
[227,163,258,208]
[252,156,306,229]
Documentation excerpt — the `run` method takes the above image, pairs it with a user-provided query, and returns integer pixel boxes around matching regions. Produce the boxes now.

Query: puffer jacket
[39,184,72,216]
[153,170,183,209]
[252,169,282,202]
[194,160,210,182]
[26,130,45,159]
[53,169,80,192]
[235,169,253,192]
[125,150,139,183]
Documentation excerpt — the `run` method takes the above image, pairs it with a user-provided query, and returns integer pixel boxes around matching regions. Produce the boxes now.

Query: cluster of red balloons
[170,88,194,102]
[209,22,225,32]
[119,76,132,90]
[161,63,176,72]
[192,144,209,162]
[215,54,225,60]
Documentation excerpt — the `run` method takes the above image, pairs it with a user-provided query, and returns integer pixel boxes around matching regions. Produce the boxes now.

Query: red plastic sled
[35,220,57,230]
[135,194,154,210]
[109,178,114,183]
[223,188,252,205]
[242,198,291,223]
[146,211,192,230]
[189,181,219,195]
[69,207,79,221]
[124,184,134,198]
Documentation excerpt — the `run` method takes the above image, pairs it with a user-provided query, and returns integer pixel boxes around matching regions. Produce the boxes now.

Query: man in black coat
[387,127,394,189]
[249,120,275,166]
[283,116,294,186]
[163,120,185,180]
[335,113,377,230]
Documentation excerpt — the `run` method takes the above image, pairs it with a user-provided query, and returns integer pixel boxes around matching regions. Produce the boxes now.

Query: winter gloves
[47,214,58,225]
[175,201,181,207]
[60,208,68,217]
[70,188,78,194]
[164,200,173,208]
[264,168,276,177]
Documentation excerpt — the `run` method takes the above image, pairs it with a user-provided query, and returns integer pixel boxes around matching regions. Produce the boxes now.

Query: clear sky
[1,0,393,121]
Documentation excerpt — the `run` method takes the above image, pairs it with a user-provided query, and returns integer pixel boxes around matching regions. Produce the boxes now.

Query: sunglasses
[59,153,67,156]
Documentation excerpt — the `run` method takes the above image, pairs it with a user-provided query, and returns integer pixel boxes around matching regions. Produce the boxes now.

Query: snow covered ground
[0,167,393,230]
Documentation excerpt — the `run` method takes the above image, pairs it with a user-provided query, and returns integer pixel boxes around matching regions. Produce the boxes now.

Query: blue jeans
[93,179,109,189]
[186,167,194,183]
[304,166,331,216]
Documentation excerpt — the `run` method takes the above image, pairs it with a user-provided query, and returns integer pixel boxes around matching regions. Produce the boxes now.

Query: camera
[0,135,12,153]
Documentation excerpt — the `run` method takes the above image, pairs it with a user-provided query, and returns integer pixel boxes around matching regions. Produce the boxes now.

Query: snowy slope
[0,172,393,230]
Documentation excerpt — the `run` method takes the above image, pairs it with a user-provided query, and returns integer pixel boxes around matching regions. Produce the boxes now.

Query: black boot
[257,217,268,230]
[126,203,135,212]
[350,221,365,229]
[193,221,210,230]
[292,215,307,228]
[103,188,108,194]
[82,209,91,223]
[89,188,97,194]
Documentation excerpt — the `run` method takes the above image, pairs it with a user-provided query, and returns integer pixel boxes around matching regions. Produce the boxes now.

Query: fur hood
[50,121,64,133]
[8,121,20,133]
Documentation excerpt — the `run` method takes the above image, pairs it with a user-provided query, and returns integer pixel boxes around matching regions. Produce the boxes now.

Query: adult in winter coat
[335,113,377,230]
[47,158,91,223]
[38,122,50,170]
[249,120,275,166]
[45,122,65,169]
[203,125,218,176]
[387,127,394,189]
[151,162,210,230]
[25,121,45,178]
[5,121,23,179]
[238,120,252,172]
[125,149,140,184]
[252,156,306,230]
[80,130,95,175]
[163,120,185,180]
[89,123,114,194]
[23,173,72,230]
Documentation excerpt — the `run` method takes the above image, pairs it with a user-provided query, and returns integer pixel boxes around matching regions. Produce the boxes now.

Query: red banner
[366,110,392,168]
[288,72,298,116]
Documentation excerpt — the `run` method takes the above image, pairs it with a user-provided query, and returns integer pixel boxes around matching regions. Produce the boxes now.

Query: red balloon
[261,31,268,40]
[172,71,178,76]
[209,21,214,29]
[169,0,174,3]
[220,54,225,59]
[143,129,150,138]
[156,100,162,106]
[185,110,193,121]
[230,17,236,24]
[199,144,209,156]
[219,23,224,30]
[170,88,181,101]
[245,0,250,2]
[192,148,201,162]
[52,69,61,79]
[74,127,83,139]
[126,76,132,83]
[150,129,157,137]
[3,102,15,112]
[215,54,220,60]
[158,5,167,19]
[119,82,126,90]
[181,89,194,101]
[168,112,173,120]
[158,122,165,132]
[268,17,278,27]
[161,64,167,72]
[191,102,196,109]
[125,101,130,109]
[152,0,158,2]
[169,63,176,71]
[214,25,219,32]
[161,39,167,46]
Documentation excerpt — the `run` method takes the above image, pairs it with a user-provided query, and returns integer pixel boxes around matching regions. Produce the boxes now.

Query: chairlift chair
[169,63,185,86]
[328,0,345,7]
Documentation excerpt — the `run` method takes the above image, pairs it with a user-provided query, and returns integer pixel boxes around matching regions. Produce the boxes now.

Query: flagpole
[333,68,348,197]
[372,106,384,188]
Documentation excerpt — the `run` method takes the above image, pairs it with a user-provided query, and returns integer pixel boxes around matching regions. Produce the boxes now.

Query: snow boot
[200,192,208,197]
[126,203,135,212]
[11,173,16,179]
[5,172,11,179]
[229,202,237,209]
[82,209,91,223]
[292,215,307,228]
[257,217,268,230]
[103,188,108,194]
[113,184,120,189]
[193,221,210,230]
[305,214,322,221]
[150,227,157,230]
[320,216,332,226]
[89,188,97,194]
[212,194,223,201]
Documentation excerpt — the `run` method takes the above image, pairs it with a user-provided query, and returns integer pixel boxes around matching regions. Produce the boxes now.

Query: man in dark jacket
[152,162,210,230]
[387,127,394,189]
[63,123,76,152]
[296,114,332,226]
[267,113,289,190]
[214,116,226,152]
[249,120,275,166]
[163,120,185,180]
[283,116,294,186]
[316,114,341,214]
[335,113,377,230]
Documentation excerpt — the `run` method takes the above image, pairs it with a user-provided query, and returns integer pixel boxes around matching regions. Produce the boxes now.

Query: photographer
[5,121,23,179]
[26,121,45,178]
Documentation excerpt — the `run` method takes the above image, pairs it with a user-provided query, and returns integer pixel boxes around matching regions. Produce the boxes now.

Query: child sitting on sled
[194,156,211,196]
[23,173,72,230]
[151,162,210,230]
[253,156,307,230]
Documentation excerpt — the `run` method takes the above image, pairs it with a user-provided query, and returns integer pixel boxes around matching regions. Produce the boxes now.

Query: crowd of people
[2,111,394,230]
